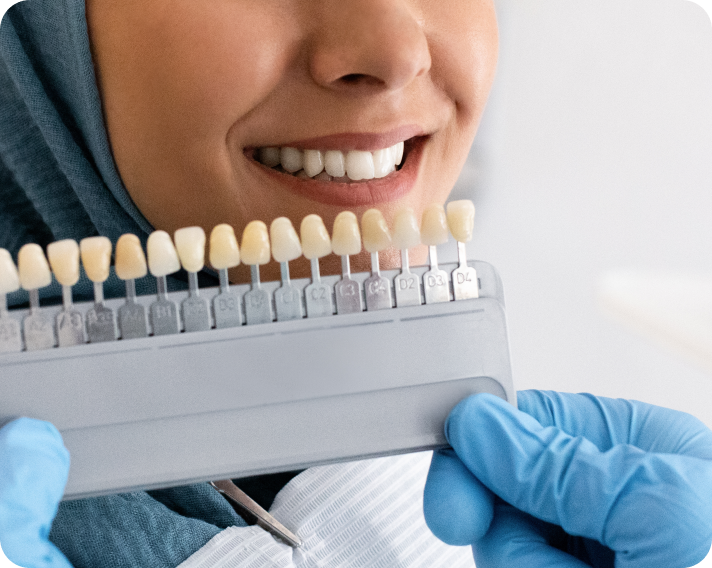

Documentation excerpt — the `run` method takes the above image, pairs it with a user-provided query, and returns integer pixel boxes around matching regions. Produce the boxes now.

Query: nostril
[338,73,384,87]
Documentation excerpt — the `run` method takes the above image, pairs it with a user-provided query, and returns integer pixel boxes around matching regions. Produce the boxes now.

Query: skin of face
[86,0,498,282]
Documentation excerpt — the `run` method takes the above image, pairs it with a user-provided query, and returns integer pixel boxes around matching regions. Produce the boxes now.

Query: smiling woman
[85,0,499,280]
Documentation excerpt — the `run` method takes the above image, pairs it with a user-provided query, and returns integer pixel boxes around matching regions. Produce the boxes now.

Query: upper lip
[247,124,425,153]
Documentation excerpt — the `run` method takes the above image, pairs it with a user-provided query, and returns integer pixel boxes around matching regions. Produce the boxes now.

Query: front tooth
[80,236,112,283]
[174,227,206,273]
[372,148,393,179]
[280,147,303,173]
[361,209,392,253]
[303,150,325,177]
[324,150,346,177]
[115,234,148,280]
[209,224,240,270]
[300,215,332,259]
[446,200,476,243]
[392,208,421,250]
[258,147,281,167]
[270,217,302,263]
[394,141,404,166]
[147,230,181,277]
[0,249,20,295]
[18,244,52,290]
[47,239,81,287]
[241,221,271,265]
[331,211,362,256]
[345,150,375,181]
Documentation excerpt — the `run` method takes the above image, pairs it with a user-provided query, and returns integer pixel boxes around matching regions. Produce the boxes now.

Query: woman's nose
[307,0,431,94]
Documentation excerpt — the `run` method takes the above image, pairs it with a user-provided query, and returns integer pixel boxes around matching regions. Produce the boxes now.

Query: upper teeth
[256,142,405,182]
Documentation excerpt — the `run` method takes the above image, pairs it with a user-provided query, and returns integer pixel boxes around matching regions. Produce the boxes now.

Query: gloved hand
[423,390,712,568]
[0,418,72,568]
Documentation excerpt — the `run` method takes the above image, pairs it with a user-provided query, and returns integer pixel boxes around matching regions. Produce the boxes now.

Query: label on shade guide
[305,282,334,318]
[86,305,117,343]
[452,266,479,301]
[182,296,211,332]
[364,275,393,311]
[394,273,422,307]
[150,299,180,336]
[23,314,56,351]
[244,289,272,325]
[423,269,450,304]
[275,284,304,321]
[56,309,85,347]
[119,303,149,340]
[0,316,22,353]
[335,278,363,314]
[213,292,243,329]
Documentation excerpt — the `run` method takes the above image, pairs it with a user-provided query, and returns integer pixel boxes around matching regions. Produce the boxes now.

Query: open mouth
[245,136,426,207]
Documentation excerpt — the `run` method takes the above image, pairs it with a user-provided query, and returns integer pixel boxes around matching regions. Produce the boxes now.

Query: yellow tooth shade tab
[270,217,302,263]
[115,234,148,280]
[361,209,392,253]
[147,230,181,277]
[0,248,20,295]
[420,204,449,246]
[446,200,476,243]
[18,243,52,290]
[80,237,112,283]
[240,221,271,265]
[391,208,421,250]
[47,239,81,287]
[174,226,206,273]
[300,215,332,260]
[331,211,362,256]
[209,224,240,270]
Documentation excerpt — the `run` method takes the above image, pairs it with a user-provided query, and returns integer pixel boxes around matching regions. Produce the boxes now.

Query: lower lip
[245,136,427,207]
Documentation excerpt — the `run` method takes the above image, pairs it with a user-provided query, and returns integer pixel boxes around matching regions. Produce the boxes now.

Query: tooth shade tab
[361,209,392,253]
[0,249,20,295]
[447,200,476,243]
[421,204,449,246]
[147,231,181,277]
[18,243,52,290]
[395,141,404,166]
[80,236,112,283]
[392,209,421,250]
[47,239,80,287]
[345,150,375,181]
[270,218,302,263]
[115,234,148,280]
[209,224,240,269]
[331,211,362,256]
[280,147,303,173]
[324,150,346,178]
[174,227,206,273]
[241,221,271,265]
[300,215,332,259]
[258,147,280,167]
[303,150,325,177]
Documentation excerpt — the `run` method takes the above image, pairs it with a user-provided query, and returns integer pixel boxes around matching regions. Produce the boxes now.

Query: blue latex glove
[0,418,72,568]
[423,390,712,568]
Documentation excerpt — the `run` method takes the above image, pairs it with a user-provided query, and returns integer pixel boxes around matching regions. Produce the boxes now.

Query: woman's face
[86,0,498,280]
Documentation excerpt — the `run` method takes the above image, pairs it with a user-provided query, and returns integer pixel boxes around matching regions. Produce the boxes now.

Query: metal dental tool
[147,230,182,335]
[361,209,393,311]
[175,227,211,332]
[209,224,242,329]
[331,211,363,314]
[241,221,273,325]
[17,243,56,350]
[391,208,422,307]
[47,239,85,346]
[0,249,22,353]
[447,200,479,300]
[80,237,117,343]
[421,204,450,304]
[300,214,334,318]
[210,480,302,548]
[270,217,304,321]
[115,234,149,339]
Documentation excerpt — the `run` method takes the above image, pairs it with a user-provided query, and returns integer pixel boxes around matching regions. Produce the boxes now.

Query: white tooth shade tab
[209,224,240,270]
[270,217,302,263]
[345,150,375,181]
[18,243,52,290]
[47,239,80,287]
[361,209,392,253]
[421,204,449,246]
[80,236,112,283]
[240,221,271,265]
[174,226,206,273]
[258,147,281,168]
[147,231,181,277]
[0,248,20,295]
[324,150,346,178]
[280,147,303,173]
[395,141,404,166]
[300,215,332,259]
[303,150,325,177]
[331,211,362,256]
[392,209,421,250]
[446,200,476,243]
[115,234,148,281]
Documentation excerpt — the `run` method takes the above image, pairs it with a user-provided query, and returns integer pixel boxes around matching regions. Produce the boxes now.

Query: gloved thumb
[0,418,73,568]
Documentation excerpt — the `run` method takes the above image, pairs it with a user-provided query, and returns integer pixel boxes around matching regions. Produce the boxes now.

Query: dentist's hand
[0,418,72,568]
[423,390,712,568]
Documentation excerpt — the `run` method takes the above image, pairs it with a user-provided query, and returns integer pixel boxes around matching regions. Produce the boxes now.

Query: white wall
[449,0,712,426]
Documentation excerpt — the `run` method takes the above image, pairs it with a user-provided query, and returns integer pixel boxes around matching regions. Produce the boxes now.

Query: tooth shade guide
[150,275,181,335]
[0,250,22,352]
[119,278,149,340]
[244,265,273,325]
[423,245,450,305]
[271,217,304,322]
[394,249,421,307]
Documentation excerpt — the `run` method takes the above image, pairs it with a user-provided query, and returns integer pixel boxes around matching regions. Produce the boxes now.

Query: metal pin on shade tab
[147,231,182,336]
[391,208,422,307]
[271,217,304,322]
[301,215,334,318]
[175,227,211,332]
[18,243,56,350]
[331,211,363,315]
[115,234,149,339]
[209,224,242,329]
[361,209,393,311]
[241,221,273,325]
[447,200,479,300]
[47,239,85,346]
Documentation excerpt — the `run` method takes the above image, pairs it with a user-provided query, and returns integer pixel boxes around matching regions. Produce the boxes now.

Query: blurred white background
[446,0,712,434]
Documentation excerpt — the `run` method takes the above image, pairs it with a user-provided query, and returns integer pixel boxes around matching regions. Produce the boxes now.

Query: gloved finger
[446,393,712,567]
[0,418,73,568]
[423,448,494,545]
[473,500,590,568]
[517,390,712,458]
